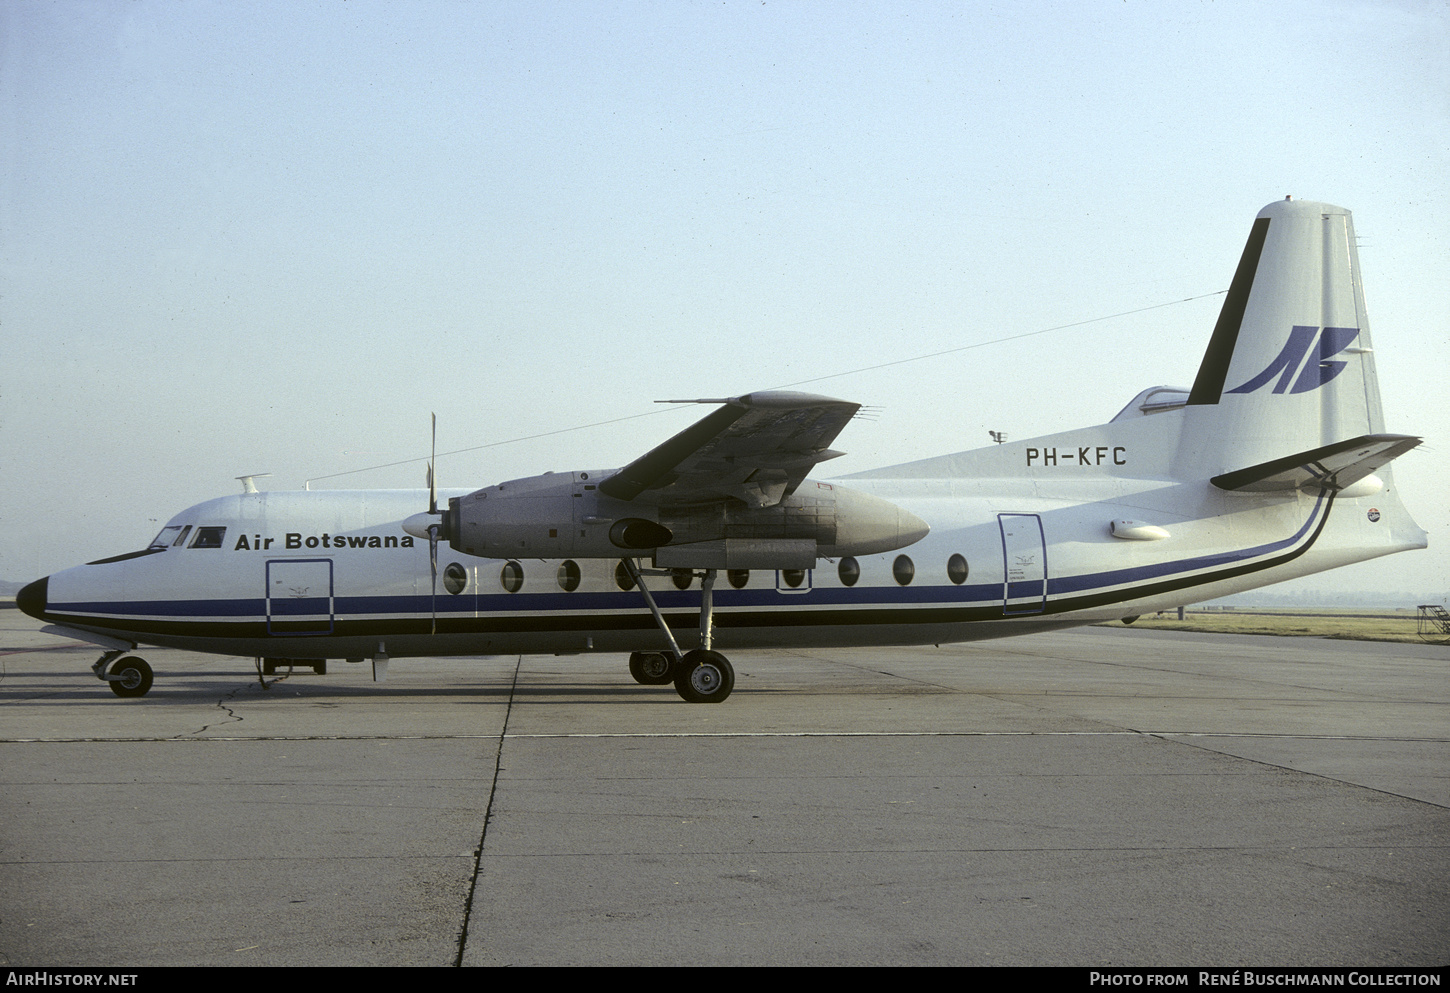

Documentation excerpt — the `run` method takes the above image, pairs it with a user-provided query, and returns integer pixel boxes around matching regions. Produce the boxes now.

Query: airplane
[16,198,1427,703]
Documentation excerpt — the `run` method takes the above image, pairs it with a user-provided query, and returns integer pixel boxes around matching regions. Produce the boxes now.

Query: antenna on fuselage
[236,474,272,494]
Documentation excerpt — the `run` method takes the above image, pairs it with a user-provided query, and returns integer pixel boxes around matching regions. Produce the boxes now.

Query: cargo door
[998,514,1047,615]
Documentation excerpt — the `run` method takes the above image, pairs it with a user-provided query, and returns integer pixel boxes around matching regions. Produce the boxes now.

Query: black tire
[673,649,734,703]
[109,656,153,698]
[628,651,676,685]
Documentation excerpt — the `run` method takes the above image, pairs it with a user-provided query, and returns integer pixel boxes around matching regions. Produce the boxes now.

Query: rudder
[1178,198,1385,477]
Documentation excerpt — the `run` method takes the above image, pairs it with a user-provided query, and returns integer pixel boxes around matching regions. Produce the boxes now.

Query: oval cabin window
[615,560,636,591]
[893,555,915,586]
[500,561,524,593]
[838,557,860,587]
[557,560,581,592]
[947,554,969,585]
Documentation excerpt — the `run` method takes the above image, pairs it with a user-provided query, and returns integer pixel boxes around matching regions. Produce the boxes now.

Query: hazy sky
[3,1,1447,595]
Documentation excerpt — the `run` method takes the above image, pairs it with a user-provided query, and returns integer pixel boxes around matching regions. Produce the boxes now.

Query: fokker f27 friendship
[18,199,1427,702]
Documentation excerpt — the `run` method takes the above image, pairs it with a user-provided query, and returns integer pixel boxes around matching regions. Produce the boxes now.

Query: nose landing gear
[99,653,153,698]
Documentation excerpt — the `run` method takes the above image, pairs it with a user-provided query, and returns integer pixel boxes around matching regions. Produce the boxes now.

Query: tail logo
[1227,325,1360,395]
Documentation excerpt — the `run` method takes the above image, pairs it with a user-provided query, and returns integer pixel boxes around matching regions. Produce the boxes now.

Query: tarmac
[0,608,1445,967]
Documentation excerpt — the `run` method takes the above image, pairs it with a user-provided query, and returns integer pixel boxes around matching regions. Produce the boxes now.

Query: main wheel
[628,651,676,685]
[109,656,154,698]
[673,649,734,703]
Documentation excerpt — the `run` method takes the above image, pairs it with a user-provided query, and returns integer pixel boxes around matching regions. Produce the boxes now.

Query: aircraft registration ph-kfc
[17,199,1428,703]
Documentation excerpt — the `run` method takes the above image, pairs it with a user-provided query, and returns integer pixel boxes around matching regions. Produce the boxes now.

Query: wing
[598,391,861,508]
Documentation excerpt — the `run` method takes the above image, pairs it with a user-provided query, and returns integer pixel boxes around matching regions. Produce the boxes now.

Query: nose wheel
[107,656,154,698]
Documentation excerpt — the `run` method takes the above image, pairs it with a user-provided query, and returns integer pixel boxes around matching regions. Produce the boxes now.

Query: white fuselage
[32,443,1423,664]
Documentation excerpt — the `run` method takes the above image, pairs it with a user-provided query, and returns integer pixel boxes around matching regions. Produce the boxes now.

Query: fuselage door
[998,514,1047,615]
[266,559,335,635]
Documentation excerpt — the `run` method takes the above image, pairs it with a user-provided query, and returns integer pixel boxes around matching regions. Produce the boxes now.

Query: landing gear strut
[622,559,736,703]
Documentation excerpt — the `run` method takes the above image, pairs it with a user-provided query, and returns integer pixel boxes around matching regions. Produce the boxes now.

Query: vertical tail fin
[1179,198,1387,476]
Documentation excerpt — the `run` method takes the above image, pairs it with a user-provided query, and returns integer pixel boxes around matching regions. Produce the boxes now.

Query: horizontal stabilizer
[1211,434,1420,493]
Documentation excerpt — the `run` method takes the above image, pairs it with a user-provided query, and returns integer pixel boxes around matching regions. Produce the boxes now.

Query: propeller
[403,415,444,635]
[427,413,439,635]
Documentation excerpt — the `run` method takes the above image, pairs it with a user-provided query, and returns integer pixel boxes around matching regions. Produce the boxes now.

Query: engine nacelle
[421,470,928,567]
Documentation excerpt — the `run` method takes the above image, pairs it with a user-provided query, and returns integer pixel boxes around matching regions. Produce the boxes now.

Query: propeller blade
[426,521,437,632]
[429,524,439,636]
[428,412,438,515]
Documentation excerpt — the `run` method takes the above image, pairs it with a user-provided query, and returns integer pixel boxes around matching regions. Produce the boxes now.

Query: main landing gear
[92,650,154,698]
[627,649,737,704]
[621,561,736,703]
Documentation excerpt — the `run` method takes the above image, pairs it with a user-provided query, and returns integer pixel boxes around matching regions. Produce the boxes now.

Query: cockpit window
[149,526,185,549]
[189,527,227,549]
[91,524,197,565]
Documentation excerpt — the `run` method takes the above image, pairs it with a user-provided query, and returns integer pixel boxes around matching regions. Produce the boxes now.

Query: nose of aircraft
[16,577,48,620]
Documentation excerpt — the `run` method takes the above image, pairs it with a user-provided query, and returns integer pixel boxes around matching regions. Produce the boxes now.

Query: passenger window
[615,560,636,591]
[948,554,969,585]
[443,563,468,595]
[727,569,750,589]
[500,561,524,593]
[838,557,860,587]
[893,555,914,586]
[780,569,806,589]
[190,527,227,549]
[557,560,581,592]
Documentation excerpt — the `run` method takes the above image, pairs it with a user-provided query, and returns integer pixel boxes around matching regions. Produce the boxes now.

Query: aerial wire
[305,289,1226,487]
[772,290,1226,391]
